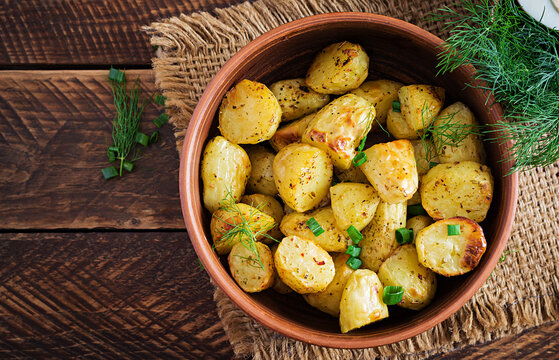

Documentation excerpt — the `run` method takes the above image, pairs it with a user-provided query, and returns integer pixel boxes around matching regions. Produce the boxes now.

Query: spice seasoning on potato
[269,112,316,152]
[270,78,330,121]
[349,79,403,127]
[229,242,275,293]
[245,145,278,197]
[398,84,445,131]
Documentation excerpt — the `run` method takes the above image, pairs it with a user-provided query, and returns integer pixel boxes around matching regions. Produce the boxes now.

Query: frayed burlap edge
[144,0,559,358]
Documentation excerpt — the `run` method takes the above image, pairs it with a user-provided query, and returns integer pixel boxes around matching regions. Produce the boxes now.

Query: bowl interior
[181,13,517,348]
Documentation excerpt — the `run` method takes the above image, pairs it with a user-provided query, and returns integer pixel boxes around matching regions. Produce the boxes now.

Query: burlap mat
[144,0,559,358]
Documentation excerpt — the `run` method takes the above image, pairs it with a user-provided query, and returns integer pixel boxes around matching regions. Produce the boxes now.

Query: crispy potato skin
[410,139,438,176]
[218,79,282,144]
[339,269,389,333]
[211,203,276,255]
[349,80,403,127]
[378,244,437,310]
[269,112,315,152]
[304,253,354,317]
[241,194,284,243]
[398,85,445,131]
[280,207,349,253]
[274,235,335,294]
[406,215,434,243]
[434,102,486,164]
[270,244,293,294]
[330,183,380,233]
[228,242,275,293]
[421,161,494,222]
[302,94,374,169]
[386,108,420,140]
[361,140,419,204]
[415,217,487,276]
[245,145,278,197]
[273,143,333,212]
[306,41,369,95]
[201,136,251,213]
[270,78,330,121]
[360,200,407,272]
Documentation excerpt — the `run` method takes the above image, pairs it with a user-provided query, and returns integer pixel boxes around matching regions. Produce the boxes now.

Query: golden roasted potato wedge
[421,161,493,222]
[330,183,380,234]
[270,78,330,121]
[269,112,315,152]
[270,244,293,294]
[415,217,487,276]
[410,139,438,176]
[339,269,389,333]
[304,253,355,317]
[386,108,420,140]
[201,136,251,213]
[361,140,418,204]
[302,94,375,169]
[218,79,281,144]
[273,143,333,212]
[398,84,445,131]
[274,235,335,294]
[349,80,403,127]
[306,41,369,95]
[241,194,284,243]
[245,145,277,197]
[229,242,274,292]
[378,244,437,310]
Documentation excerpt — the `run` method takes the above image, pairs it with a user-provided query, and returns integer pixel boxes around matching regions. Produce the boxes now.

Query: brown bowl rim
[179,12,519,348]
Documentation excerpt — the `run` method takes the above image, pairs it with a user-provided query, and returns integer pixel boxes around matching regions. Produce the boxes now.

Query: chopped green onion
[135,132,149,146]
[123,160,134,172]
[392,100,401,113]
[347,225,363,244]
[154,113,169,128]
[107,150,116,162]
[346,245,361,258]
[346,256,362,270]
[357,135,367,152]
[108,67,125,83]
[352,152,367,167]
[395,228,413,244]
[306,217,325,237]
[407,204,427,217]
[101,166,119,179]
[154,94,166,106]
[447,224,461,236]
[429,161,438,169]
[383,285,404,305]
[149,130,159,144]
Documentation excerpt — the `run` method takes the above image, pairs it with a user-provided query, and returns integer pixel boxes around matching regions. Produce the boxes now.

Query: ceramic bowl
[179,13,518,348]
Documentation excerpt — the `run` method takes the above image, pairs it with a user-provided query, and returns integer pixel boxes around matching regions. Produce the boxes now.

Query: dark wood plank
[0,0,247,67]
[0,232,233,359]
[0,70,184,229]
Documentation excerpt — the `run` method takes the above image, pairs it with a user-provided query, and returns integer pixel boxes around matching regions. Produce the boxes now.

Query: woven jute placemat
[145,0,559,358]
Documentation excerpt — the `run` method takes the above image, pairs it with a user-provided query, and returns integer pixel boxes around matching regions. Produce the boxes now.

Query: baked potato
[228,242,275,292]
[201,136,251,213]
[360,140,418,204]
[306,41,369,95]
[269,112,315,152]
[377,244,437,310]
[245,145,278,197]
[219,79,282,144]
[339,269,389,333]
[410,139,438,176]
[273,143,333,212]
[302,94,374,169]
[330,183,380,234]
[270,244,293,294]
[349,80,403,127]
[270,78,330,121]
[274,235,335,294]
[241,193,284,243]
[421,161,493,222]
[386,108,420,140]
[398,85,445,131]
[415,217,487,276]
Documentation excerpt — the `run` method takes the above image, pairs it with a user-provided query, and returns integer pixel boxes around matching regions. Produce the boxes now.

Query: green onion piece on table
[154,113,169,128]
[135,132,149,146]
[447,224,461,236]
[107,150,116,163]
[395,228,413,244]
[108,67,125,83]
[407,204,427,217]
[154,94,166,106]
[352,152,367,167]
[392,100,401,113]
[346,256,362,270]
[383,285,404,305]
[347,225,363,244]
[123,161,134,172]
[346,245,361,258]
[101,166,119,180]
[305,217,325,237]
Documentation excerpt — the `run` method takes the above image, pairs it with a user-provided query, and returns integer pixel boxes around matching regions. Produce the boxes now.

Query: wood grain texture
[0,232,233,359]
[0,0,247,66]
[0,70,184,229]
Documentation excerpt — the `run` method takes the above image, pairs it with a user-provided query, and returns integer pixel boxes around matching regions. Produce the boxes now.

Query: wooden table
[0,1,557,358]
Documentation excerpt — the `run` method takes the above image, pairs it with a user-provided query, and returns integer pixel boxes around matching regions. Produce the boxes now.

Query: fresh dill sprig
[433,0,559,173]
[213,191,278,269]
[108,71,151,176]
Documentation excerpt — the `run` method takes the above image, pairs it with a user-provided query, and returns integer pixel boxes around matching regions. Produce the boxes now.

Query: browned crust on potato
[456,216,487,271]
